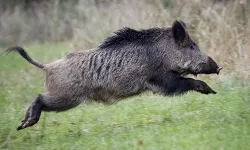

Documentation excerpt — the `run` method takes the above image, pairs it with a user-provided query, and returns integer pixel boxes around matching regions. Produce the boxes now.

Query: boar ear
[172,20,186,43]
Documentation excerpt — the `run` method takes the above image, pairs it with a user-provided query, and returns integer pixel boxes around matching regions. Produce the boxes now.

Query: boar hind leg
[41,95,83,112]
[17,94,83,130]
[17,94,44,131]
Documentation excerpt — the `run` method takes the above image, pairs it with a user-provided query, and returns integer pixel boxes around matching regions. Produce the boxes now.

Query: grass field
[0,43,250,150]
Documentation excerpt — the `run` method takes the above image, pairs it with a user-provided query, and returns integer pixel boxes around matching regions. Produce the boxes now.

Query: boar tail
[4,46,45,69]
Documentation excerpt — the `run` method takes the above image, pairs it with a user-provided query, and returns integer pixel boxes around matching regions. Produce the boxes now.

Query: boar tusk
[216,67,223,74]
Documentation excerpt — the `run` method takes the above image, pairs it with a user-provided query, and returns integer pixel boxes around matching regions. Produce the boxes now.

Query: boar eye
[189,45,195,50]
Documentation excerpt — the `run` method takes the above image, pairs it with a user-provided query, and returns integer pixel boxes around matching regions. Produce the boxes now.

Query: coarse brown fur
[5,21,222,130]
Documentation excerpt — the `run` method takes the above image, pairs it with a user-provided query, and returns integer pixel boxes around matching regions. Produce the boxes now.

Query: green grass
[0,43,249,150]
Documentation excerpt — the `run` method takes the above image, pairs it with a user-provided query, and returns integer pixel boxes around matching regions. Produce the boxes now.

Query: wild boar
[5,20,222,130]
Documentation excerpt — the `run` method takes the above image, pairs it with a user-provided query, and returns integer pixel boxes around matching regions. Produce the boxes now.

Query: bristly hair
[98,27,166,49]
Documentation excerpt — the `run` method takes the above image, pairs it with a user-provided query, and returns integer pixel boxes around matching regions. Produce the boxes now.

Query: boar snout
[208,57,223,75]
[198,57,222,75]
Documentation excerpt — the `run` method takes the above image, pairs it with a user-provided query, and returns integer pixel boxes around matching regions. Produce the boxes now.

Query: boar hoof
[194,80,217,95]
[17,117,40,131]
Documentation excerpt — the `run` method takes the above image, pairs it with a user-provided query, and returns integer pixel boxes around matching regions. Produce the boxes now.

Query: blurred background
[0,0,249,149]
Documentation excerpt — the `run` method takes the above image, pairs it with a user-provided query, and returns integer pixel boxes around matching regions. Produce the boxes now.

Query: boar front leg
[146,73,216,95]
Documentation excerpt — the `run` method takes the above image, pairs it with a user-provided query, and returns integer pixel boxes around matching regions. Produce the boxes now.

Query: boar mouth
[179,71,197,77]
[178,66,223,77]
[182,66,223,77]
